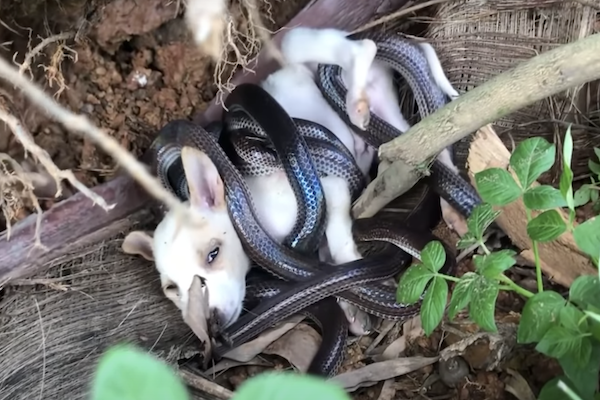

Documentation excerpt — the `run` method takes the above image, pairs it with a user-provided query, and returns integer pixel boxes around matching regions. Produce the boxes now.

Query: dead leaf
[504,368,536,400]
[329,356,440,392]
[377,379,396,400]
[263,323,321,372]
[378,315,423,361]
[222,315,305,362]
[440,322,517,371]
[183,275,211,368]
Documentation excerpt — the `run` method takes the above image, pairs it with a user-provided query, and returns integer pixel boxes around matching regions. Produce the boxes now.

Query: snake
[145,28,482,377]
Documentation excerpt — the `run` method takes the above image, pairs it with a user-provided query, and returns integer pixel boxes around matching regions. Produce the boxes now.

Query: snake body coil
[147,29,482,377]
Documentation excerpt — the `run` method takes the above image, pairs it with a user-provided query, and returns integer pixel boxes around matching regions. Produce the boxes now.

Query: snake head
[122,146,251,334]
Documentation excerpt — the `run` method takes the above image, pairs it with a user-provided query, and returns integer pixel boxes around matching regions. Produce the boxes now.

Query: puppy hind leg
[280,27,377,130]
[417,42,459,100]
[320,175,373,336]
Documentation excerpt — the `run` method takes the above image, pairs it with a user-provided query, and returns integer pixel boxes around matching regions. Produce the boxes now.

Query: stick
[466,125,596,287]
[0,174,151,283]
[352,32,600,218]
[177,369,233,399]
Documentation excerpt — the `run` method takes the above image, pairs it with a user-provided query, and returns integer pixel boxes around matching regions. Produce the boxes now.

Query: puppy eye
[207,247,219,264]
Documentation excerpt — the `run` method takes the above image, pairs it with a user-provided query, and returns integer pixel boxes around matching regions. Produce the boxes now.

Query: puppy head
[122,146,250,331]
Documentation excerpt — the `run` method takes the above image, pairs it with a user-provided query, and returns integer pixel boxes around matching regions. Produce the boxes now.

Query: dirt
[0,0,307,228]
[0,1,569,399]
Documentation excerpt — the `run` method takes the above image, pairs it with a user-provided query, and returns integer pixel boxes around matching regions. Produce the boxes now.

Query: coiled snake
[145,29,482,377]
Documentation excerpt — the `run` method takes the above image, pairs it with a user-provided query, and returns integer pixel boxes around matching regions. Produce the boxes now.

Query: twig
[0,56,202,227]
[351,32,600,218]
[0,153,44,246]
[178,369,233,399]
[352,0,452,34]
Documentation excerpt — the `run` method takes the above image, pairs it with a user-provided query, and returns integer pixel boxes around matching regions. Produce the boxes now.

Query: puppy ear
[122,230,154,261]
[181,146,226,210]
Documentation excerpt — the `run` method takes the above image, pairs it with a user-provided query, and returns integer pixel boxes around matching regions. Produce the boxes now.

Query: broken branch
[352,32,600,218]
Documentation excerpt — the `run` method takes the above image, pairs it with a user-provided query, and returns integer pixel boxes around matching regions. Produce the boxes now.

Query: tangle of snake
[144,29,482,377]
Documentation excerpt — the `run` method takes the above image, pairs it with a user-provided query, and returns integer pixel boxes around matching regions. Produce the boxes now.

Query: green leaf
[523,185,568,210]
[590,188,599,203]
[559,340,600,399]
[585,311,600,342]
[468,276,499,332]
[472,250,517,279]
[517,291,567,343]
[560,163,575,211]
[569,275,600,310]
[232,372,351,400]
[421,277,448,336]
[574,186,592,208]
[448,272,477,321]
[466,203,501,241]
[595,147,600,162]
[91,345,189,400]
[456,232,478,250]
[474,168,522,206]
[588,160,600,176]
[535,326,585,360]
[526,210,567,242]
[509,137,556,189]
[420,241,446,273]
[538,377,583,400]
[559,304,587,333]
[396,264,435,305]
[557,380,586,400]
[585,310,600,325]
[563,125,574,171]
[573,217,600,264]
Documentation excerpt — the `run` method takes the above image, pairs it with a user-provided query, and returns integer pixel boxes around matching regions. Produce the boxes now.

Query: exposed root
[39,41,78,99]
[0,152,44,247]
[183,0,285,107]
[14,32,75,79]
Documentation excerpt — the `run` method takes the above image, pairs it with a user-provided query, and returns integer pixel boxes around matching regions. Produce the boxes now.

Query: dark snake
[144,29,482,377]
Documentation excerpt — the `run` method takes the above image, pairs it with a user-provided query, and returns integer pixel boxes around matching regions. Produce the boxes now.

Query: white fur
[122,27,465,334]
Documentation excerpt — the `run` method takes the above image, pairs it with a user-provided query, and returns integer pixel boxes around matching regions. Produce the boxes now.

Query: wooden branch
[0,174,152,283]
[352,32,600,218]
[0,0,403,284]
[466,125,596,287]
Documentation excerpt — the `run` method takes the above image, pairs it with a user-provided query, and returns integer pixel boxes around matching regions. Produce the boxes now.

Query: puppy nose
[208,308,227,337]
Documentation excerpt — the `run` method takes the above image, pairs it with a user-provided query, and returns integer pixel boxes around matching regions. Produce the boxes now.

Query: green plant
[90,345,350,400]
[397,126,600,400]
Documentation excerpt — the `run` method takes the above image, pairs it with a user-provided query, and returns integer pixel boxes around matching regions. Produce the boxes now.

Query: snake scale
[145,28,482,377]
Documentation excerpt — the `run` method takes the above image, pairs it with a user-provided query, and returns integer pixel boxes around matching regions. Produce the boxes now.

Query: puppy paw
[338,300,372,336]
[346,91,370,130]
[441,200,469,237]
